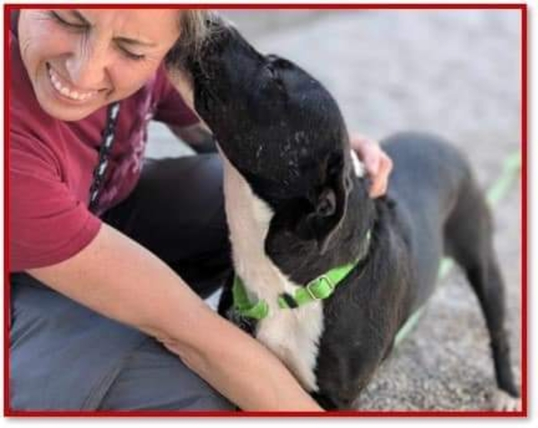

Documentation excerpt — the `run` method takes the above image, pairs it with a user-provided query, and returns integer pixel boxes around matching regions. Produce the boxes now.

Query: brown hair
[178,10,211,53]
[167,9,215,69]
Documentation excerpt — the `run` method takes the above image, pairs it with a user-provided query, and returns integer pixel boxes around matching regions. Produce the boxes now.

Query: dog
[166,19,520,410]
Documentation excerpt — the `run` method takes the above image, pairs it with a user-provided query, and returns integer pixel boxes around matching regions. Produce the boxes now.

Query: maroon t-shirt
[9,28,199,272]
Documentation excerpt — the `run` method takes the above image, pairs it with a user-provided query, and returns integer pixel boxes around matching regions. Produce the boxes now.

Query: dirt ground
[147,9,522,411]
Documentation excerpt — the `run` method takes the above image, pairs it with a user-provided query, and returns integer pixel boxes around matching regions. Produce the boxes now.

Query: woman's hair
[178,10,211,54]
[168,9,215,68]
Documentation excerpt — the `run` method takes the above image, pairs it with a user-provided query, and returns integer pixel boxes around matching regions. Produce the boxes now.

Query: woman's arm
[28,223,323,411]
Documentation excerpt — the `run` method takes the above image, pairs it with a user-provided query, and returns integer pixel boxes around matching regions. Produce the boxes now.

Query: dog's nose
[205,14,236,33]
[197,14,239,56]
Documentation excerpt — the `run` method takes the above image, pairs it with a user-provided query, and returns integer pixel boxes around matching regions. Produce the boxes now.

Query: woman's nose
[65,41,109,89]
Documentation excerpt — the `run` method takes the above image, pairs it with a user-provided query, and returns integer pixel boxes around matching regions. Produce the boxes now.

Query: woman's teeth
[48,66,98,101]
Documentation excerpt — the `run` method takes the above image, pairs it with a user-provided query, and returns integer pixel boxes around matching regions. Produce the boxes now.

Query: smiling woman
[8,7,390,413]
[18,9,188,121]
[8,6,330,412]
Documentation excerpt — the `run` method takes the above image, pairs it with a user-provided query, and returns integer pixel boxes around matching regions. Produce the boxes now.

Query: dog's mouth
[168,16,280,120]
[166,17,234,99]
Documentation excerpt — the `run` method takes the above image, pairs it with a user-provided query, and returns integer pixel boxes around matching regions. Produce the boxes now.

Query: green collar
[232,230,371,320]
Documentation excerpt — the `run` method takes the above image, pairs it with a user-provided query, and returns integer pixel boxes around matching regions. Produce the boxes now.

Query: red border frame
[3,2,528,418]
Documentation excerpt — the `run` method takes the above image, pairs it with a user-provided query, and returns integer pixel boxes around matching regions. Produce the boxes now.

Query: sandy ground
[146,10,522,411]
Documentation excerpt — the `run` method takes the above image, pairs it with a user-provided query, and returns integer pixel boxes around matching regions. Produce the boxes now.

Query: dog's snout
[194,17,241,64]
[201,15,239,48]
[205,14,237,32]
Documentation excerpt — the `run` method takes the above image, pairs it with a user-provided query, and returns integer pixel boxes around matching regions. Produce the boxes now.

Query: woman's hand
[350,133,393,198]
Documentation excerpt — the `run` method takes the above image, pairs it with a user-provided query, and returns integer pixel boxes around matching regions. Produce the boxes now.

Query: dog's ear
[296,154,352,254]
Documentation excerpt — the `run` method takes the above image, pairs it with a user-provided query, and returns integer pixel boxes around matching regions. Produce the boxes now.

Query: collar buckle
[305,275,335,301]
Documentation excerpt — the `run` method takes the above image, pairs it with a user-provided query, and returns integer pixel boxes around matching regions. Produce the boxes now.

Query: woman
[9,8,393,411]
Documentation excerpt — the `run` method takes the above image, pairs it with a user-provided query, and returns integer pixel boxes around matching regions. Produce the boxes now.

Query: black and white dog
[166,20,520,410]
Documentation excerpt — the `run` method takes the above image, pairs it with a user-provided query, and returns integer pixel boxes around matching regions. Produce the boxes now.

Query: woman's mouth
[46,64,100,102]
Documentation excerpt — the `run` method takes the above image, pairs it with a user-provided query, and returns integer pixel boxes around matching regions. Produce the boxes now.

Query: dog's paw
[491,389,521,411]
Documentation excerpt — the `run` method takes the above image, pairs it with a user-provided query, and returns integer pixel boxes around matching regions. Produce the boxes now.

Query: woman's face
[18,9,181,121]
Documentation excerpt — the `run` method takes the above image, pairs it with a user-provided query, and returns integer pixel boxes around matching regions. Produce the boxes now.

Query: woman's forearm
[153,303,322,411]
[28,223,322,411]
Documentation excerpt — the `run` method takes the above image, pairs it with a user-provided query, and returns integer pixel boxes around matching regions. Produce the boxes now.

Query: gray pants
[9,154,235,411]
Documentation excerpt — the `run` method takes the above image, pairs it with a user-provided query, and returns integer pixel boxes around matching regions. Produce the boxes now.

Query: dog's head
[167,18,362,255]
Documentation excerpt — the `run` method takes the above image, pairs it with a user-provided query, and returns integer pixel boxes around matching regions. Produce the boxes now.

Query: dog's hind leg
[444,172,520,410]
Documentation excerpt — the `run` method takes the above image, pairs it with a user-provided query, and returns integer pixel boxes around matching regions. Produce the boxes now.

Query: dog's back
[381,132,476,308]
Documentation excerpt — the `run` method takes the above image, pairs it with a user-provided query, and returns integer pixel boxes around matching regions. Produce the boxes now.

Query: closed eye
[48,10,88,30]
[117,45,146,61]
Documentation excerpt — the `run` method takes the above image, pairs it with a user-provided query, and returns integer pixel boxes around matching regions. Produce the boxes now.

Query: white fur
[220,150,324,392]
[350,150,365,177]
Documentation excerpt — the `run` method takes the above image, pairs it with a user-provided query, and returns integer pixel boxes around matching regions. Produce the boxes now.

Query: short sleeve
[9,133,102,272]
[151,65,200,128]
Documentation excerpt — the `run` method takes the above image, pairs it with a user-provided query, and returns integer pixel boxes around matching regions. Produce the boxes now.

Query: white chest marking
[220,151,324,392]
